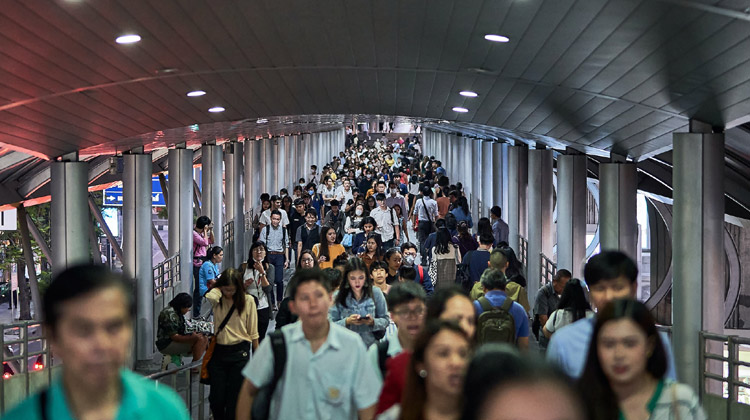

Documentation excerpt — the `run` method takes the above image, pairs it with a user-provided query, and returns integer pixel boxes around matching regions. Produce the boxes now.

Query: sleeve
[284,228,290,248]
[344,217,352,232]
[546,332,567,372]
[352,339,383,410]
[371,289,390,332]
[492,223,501,246]
[516,307,530,338]
[193,231,210,247]
[158,310,179,338]
[265,263,275,286]
[329,300,347,326]
[246,295,259,340]
[258,227,267,244]
[661,331,678,381]
[533,289,548,317]
[545,310,558,333]
[517,286,531,314]
[312,243,320,257]
[467,215,473,229]
[295,227,303,244]
[421,268,434,296]
[242,334,275,387]
[259,211,270,226]
[205,288,221,306]
[282,212,290,227]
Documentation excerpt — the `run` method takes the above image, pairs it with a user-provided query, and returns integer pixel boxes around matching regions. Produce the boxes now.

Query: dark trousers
[417,220,433,257]
[382,239,395,251]
[192,265,202,317]
[257,306,271,342]
[267,253,285,305]
[208,341,251,420]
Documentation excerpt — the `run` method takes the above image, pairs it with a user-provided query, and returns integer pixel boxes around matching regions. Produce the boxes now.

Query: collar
[49,369,148,419]
[287,320,342,350]
[485,290,507,298]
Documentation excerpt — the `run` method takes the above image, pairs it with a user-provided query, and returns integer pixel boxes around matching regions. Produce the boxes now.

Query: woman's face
[212,250,224,264]
[326,229,337,244]
[387,253,402,271]
[371,268,387,284]
[363,223,374,234]
[300,253,315,268]
[597,319,653,386]
[440,295,476,339]
[348,270,367,294]
[394,206,402,216]
[419,330,471,398]
[366,238,377,252]
[252,246,265,261]
[262,200,271,210]
[220,284,236,298]
[367,198,376,208]
[326,178,333,188]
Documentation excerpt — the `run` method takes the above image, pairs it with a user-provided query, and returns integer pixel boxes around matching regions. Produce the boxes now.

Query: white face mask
[390,188,398,195]
[355,208,363,216]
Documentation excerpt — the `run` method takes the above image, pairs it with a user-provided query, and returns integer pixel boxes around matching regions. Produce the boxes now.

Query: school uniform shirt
[259,225,290,252]
[242,321,382,420]
[205,289,259,345]
[2,368,189,420]
[370,206,399,242]
[312,243,346,269]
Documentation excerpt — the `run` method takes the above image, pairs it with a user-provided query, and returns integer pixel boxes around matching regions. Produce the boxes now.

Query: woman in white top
[241,241,274,342]
[543,278,593,338]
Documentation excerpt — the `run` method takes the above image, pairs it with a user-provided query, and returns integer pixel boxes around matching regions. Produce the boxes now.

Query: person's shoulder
[121,370,190,418]
[330,322,367,346]
[2,393,41,419]
[554,316,593,338]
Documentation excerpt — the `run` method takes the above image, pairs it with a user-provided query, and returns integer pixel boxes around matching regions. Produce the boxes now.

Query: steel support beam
[88,194,124,263]
[557,154,588,278]
[508,145,528,253]
[599,163,638,259]
[225,141,245,267]
[527,149,554,308]
[168,147,194,295]
[201,145,223,244]
[51,161,89,276]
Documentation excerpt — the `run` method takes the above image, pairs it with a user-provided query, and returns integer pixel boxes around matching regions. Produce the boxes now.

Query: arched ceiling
[1,0,750,161]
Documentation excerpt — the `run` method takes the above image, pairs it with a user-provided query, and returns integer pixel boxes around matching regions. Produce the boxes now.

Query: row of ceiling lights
[116,31,508,117]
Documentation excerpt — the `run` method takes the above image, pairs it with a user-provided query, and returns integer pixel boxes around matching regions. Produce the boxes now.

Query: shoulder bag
[199,303,236,384]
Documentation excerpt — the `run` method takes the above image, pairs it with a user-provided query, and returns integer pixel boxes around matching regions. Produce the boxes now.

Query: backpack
[476,296,516,345]
[251,330,287,419]
[455,251,473,292]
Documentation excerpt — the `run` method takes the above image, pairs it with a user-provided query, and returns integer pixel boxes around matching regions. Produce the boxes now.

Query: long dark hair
[579,299,667,420]
[557,279,591,322]
[498,246,526,287]
[457,221,471,240]
[457,196,470,215]
[205,246,223,263]
[435,227,452,254]
[364,232,384,258]
[168,292,192,313]
[296,249,319,269]
[214,267,247,315]
[335,257,373,308]
[318,225,338,259]
[476,217,492,238]
[401,320,471,420]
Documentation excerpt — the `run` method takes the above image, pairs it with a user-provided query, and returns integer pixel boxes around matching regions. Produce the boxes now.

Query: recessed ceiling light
[452,107,469,113]
[116,34,141,44]
[208,106,225,113]
[460,91,478,97]
[484,34,510,43]
[187,90,206,97]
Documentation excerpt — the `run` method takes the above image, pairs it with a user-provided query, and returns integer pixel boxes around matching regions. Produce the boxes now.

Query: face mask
[308,190,314,196]
[355,208,363,216]
[366,174,372,179]
[280,193,287,198]
[390,188,398,195]
[403,254,416,266]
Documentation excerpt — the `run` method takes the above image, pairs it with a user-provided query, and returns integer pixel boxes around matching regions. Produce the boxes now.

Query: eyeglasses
[253,248,266,253]
[301,258,315,263]
[392,307,425,318]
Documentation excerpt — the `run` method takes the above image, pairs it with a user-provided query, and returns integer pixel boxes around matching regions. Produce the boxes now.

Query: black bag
[373,328,386,341]
[251,330,287,420]
[455,251,474,292]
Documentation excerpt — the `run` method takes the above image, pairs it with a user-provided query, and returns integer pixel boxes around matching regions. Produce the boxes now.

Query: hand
[363,314,375,326]
[318,255,328,262]
[253,261,264,272]
[283,260,289,269]
[346,314,361,326]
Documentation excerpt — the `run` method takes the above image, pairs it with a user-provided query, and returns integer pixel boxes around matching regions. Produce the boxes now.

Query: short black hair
[196,215,211,229]
[375,193,386,201]
[584,251,638,286]
[398,265,417,282]
[480,268,507,291]
[400,242,418,253]
[323,268,343,290]
[169,292,193,312]
[270,209,282,218]
[305,208,318,218]
[288,268,331,300]
[43,265,134,336]
[386,281,426,310]
[479,232,494,246]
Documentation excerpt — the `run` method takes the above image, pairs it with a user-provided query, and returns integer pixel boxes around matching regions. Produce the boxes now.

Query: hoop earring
[418,370,427,378]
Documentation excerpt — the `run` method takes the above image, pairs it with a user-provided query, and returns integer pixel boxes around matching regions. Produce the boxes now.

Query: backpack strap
[500,295,514,312]
[269,330,287,396]
[417,265,424,284]
[265,225,270,243]
[377,340,390,377]
[38,389,48,420]
[478,296,493,314]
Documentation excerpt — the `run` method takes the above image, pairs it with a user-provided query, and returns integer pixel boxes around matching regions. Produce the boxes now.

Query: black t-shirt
[289,209,305,241]
[386,272,399,285]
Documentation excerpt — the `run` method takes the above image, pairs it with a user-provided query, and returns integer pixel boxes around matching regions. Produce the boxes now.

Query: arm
[517,336,529,351]
[371,289,390,331]
[235,379,259,420]
[358,405,376,420]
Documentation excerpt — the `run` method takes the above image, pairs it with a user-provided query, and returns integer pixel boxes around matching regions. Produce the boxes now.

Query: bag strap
[269,330,287,398]
[39,389,48,420]
[417,265,424,284]
[500,295,514,312]
[377,340,390,377]
[478,297,493,313]
[421,197,431,222]
[216,303,237,336]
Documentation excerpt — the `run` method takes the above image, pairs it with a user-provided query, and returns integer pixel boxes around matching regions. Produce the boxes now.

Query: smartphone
[360,314,372,320]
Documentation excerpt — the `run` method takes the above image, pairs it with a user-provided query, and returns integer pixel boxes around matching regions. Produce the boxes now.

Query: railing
[147,361,210,420]
[700,331,750,418]
[223,220,235,271]
[540,253,557,286]
[154,253,181,296]
[519,236,528,269]
[0,321,59,414]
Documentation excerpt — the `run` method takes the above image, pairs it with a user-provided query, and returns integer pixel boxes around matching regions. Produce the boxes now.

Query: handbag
[341,233,353,247]
[199,303,236,384]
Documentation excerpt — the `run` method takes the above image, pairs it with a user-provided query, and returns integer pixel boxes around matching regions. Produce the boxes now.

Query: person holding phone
[329,258,389,348]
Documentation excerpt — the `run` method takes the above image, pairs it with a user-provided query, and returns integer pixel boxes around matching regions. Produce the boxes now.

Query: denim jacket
[329,287,390,348]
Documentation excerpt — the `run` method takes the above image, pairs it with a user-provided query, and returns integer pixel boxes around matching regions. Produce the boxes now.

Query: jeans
[192,265,202,317]
[267,253,285,305]
[417,220,433,258]
[207,341,251,420]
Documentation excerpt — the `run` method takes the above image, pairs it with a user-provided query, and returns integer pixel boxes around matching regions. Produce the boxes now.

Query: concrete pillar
[599,163,637,259]
[51,161,90,276]
[224,141,244,267]
[557,154,588,278]
[508,145,528,253]
[481,141,493,214]
[672,129,725,392]
[201,144,224,246]
[122,153,153,362]
[491,142,504,214]
[472,140,482,223]
[244,140,255,213]
[527,149,554,307]
[167,147,194,295]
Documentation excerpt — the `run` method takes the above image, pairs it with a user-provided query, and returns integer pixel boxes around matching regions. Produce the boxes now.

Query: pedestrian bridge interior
[1,0,750,418]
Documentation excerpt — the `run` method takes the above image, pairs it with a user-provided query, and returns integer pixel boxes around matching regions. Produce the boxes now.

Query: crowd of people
[4,131,706,420]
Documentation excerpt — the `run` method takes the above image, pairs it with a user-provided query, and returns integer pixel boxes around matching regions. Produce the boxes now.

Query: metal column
[266,138,278,194]
[122,153,153,362]
[50,161,90,276]
[244,139,255,213]
[224,141,244,267]
[557,154,588,278]
[481,141,493,213]
[491,142,504,214]
[167,147,194,295]
[672,130,725,391]
[508,145,528,253]
[527,149,553,307]
[599,163,637,258]
[201,144,224,245]
[471,140,482,223]
[277,136,287,193]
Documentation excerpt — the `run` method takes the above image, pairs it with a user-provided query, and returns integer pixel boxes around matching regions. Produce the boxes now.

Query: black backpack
[376,340,390,377]
[476,296,516,345]
[251,330,287,419]
[455,251,474,292]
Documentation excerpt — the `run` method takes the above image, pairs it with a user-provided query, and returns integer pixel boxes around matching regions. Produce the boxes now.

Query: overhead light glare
[116,34,142,44]
[256,118,268,124]
[187,90,206,97]
[460,91,478,97]
[452,107,469,113]
[484,34,510,43]
[208,106,225,113]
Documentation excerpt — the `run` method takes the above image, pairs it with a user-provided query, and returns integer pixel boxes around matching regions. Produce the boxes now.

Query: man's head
[421,185,433,198]
[480,268,507,292]
[478,233,494,249]
[43,265,134,390]
[270,210,282,227]
[449,190,459,203]
[552,269,572,295]
[330,199,340,213]
[489,249,509,272]
[375,193,387,208]
[304,208,318,225]
[584,251,638,311]
[399,265,417,283]
[294,198,306,214]
[490,206,502,221]
[270,195,281,209]
[288,268,333,329]
[376,181,387,194]
[387,282,427,345]
[400,242,418,266]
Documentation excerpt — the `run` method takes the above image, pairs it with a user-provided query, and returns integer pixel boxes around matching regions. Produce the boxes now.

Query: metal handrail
[540,253,557,285]
[147,360,209,420]
[153,253,181,296]
[519,236,528,269]
[699,331,750,406]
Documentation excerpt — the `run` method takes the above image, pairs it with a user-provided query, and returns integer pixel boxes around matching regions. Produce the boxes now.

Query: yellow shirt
[312,243,346,269]
[206,289,259,345]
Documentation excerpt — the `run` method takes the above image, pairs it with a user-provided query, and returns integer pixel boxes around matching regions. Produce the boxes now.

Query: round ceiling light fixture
[187,90,206,97]
[208,106,225,113]
[116,34,142,44]
[459,91,478,97]
[452,107,469,113]
[484,34,510,43]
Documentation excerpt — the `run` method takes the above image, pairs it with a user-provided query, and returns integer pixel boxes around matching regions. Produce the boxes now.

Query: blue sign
[104,176,167,207]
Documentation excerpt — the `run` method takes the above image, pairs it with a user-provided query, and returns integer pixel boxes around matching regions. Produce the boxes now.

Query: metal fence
[518,236,528,269]
[222,220,235,270]
[147,361,210,420]
[0,321,59,414]
[154,253,181,296]
[699,331,750,418]
[540,253,557,285]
